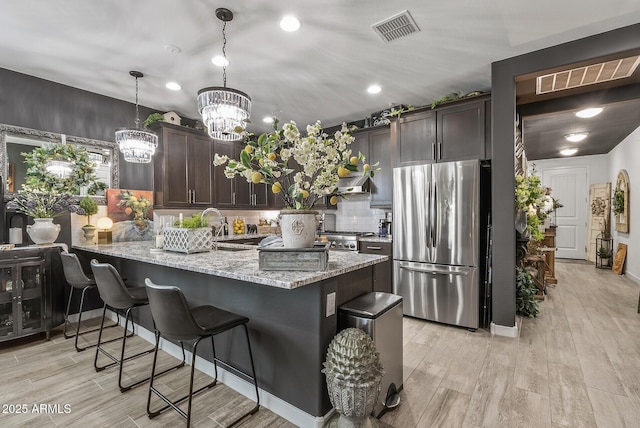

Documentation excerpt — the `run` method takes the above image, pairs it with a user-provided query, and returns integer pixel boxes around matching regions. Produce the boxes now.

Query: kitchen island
[72,241,387,427]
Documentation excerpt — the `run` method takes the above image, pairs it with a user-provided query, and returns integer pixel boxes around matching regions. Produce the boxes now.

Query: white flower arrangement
[214,119,379,209]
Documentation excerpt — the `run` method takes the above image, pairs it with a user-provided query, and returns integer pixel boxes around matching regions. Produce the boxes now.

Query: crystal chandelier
[115,71,158,163]
[45,160,73,178]
[197,8,251,141]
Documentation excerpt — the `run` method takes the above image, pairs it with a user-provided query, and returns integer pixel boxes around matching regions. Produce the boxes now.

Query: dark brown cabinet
[153,123,213,208]
[0,248,65,343]
[393,95,490,167]
[350,126,392,207]
[213,141,269,208]
[437,99,486,161]
[394,110,436,166]
[358,241,392,293]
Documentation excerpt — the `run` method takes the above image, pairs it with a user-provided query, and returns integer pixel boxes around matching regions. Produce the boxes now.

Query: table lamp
[96,217,113,244]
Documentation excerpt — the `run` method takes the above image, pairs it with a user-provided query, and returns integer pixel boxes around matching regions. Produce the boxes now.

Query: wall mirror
[0,124,119,198]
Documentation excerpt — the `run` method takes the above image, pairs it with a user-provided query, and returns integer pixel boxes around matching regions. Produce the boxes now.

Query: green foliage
[79,196,98,216]
[143,113,165,128]
[173,214,208,229]
[22,143,96,195]
[515,171,547,242]
[431,92,461,109]
[516,268,539,318]
[87,181,108,195]
[78,196,98,225]
[613,188,625,215]
[597,246,613,259]
[387,105,415,119]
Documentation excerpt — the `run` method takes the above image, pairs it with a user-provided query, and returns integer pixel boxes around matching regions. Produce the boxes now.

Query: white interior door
[541,167,588,259]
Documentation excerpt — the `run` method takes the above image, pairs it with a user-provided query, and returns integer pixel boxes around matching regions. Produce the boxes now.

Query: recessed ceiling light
[575,107,603,118]
[367,84,382,94]
[560,148,578,156]
[165,82,181,91]
[280,16,301,32]
[565,132,588,143]
[211,56,229,67]
[263,116,274,124]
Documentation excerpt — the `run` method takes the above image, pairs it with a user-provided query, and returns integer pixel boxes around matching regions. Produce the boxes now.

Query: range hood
[337,175,370,193]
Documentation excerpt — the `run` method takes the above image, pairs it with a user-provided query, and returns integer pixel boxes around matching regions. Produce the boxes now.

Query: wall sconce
[96,217,113,244]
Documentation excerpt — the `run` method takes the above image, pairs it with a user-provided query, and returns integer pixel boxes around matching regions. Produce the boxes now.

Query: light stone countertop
[73,241,387,290]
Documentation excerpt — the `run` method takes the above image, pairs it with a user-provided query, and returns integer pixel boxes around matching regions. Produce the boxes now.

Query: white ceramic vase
[26,218,61,245]
[81,224,96,243]
[279,210,318,248]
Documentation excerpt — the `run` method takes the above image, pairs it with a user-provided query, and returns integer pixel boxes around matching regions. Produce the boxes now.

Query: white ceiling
[2,1,640,135]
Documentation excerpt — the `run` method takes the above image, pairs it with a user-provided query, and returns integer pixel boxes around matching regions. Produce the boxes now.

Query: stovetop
[318,231,376,251]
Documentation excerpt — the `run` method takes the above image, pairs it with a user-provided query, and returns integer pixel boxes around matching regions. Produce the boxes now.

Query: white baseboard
[66,308,103,323]
[490,321,519,338]
[104,310,328,428]
[625,271,640,285]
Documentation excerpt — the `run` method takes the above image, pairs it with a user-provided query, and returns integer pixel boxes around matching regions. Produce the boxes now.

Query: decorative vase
[322,328,384,428]
[26,218,61,245]
[279,210,318,248]
[81,224,96,243]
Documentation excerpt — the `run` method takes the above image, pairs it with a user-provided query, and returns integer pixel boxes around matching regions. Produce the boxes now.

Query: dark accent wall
[0,68,155,190]
[491,23,640,328]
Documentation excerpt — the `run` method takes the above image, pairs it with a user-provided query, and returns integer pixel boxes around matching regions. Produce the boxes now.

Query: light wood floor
[1,260,639,427]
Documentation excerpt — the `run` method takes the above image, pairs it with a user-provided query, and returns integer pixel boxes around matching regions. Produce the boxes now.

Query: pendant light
[115,71,158,163]
[197,8,251,142]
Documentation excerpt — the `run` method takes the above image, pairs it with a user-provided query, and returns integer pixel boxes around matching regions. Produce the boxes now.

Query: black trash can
[338,292,403,418]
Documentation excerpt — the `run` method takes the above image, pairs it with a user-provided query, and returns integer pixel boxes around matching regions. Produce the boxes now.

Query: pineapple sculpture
[322,328,384,426]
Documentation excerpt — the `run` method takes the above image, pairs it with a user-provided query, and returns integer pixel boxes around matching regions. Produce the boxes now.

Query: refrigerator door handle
[400,265,469,276]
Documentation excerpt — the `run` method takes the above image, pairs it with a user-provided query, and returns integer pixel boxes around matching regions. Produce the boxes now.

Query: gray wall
[0,68,155,190]
[491,23,640,328]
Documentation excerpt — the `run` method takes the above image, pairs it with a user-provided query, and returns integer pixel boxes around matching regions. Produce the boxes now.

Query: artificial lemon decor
[214,118,380,247]
[214,118,379,210]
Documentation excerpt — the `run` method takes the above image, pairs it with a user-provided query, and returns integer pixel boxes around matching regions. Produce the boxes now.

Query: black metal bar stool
[144,278,260,427]
[90,260,186,392]
[60,252,120,351]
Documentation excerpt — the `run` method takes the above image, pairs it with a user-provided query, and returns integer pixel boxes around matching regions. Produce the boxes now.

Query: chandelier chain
[134,76,140,128]
[222,20,227,87]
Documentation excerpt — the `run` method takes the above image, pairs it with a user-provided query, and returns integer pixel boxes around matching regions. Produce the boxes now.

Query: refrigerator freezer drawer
[393,260,479,329]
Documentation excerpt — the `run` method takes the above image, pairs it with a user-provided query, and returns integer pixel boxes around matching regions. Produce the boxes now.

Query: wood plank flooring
[0,260,638,427]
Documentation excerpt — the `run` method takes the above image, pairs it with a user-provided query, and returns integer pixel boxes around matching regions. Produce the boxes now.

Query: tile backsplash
[333,194,387,233]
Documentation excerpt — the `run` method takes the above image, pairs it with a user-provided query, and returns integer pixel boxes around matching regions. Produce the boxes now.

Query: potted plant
[214,118,379,248]
[143,112,165,128]
[163,212,213,254]
[597,246,613,266]
[87,181,108,196]
[516,267,539,317]
[78,196,98,242]
[6,189,80,244]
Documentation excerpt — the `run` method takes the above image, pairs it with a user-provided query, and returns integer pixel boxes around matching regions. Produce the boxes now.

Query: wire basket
[163,227,212,254]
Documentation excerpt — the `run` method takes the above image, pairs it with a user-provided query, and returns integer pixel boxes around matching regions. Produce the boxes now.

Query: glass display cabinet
[0,256,45,341]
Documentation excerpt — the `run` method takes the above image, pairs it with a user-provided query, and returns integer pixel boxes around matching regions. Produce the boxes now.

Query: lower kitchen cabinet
[0,247,65,342]
[359,241,392,293]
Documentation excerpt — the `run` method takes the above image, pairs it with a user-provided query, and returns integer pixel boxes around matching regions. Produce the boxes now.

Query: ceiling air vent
[536,55,640,94]
[371,10,420,43]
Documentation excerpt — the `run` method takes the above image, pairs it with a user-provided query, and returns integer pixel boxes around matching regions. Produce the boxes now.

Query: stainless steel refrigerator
[393,160,480,329]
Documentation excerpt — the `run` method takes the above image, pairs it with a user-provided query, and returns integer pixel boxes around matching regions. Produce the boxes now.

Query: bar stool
[90,260,185,392]
[60,252,119,352]
[144,278,259,427]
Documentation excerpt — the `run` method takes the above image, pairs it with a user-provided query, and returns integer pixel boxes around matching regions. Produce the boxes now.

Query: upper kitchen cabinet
[152,123,213,208]
[351,126,392,207]
[213,141,269,209]
[392,94,491,166]
[393,110,436,166]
